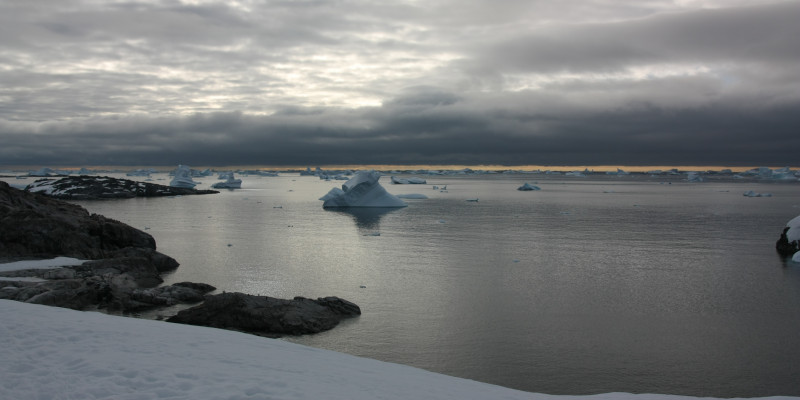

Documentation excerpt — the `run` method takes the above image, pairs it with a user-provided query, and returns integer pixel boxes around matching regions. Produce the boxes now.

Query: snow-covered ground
[1,300,796,400]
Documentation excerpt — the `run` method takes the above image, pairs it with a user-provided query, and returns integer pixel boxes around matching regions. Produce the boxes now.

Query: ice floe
[743,190,772,197]
[391,176,427,184]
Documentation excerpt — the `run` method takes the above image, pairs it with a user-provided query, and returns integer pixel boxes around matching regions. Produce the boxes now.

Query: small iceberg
[517,183,541,191]
[743,190,772,197]
[391,176,427,184]
[320,170,407,208]
[686,172,704,182]
[170,165,199,188]
[212,172,242,189]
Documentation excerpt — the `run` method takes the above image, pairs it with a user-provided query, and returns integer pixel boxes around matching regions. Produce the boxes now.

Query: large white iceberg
[170,165,199,188]
[212,172,242,189]
[320,170,407,208]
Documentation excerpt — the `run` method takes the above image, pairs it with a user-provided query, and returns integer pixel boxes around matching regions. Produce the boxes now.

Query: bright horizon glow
[3,164,796,173]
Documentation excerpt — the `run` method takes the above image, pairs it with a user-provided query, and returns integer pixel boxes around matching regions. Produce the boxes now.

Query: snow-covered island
[320,170,407,208]
[3,300,797,400]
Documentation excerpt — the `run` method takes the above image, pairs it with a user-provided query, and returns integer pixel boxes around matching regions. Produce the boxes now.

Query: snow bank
[0,257,85,273]
[3,300,796,400]
[320,170,406,208]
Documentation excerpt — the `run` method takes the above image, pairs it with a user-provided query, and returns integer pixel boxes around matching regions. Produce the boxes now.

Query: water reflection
[327,207,401,231]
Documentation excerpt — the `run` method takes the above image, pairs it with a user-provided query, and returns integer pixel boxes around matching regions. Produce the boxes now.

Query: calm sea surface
[10,172,800,396]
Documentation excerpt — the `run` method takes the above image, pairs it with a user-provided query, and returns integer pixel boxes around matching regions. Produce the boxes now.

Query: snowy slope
[0,300,796,400]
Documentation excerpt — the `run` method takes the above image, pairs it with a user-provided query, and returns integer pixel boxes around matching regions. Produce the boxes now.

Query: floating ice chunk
[29,167,55,177]
[170,165,199,188]
[793,252,800,262]
[743,190,772,197]
[396,194,429,199]
[320,170,407,208]
[391,176,427,184]
[517,183,541,191]
[686,172,703,182]
[466,198,479,202]
[786,215,800,243]
[212,172,242,189]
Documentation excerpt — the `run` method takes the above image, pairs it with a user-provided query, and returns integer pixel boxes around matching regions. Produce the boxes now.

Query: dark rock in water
[167,292,361,337]
[776,226,800,256]
[0,181,165,260]
[24,175,218,200]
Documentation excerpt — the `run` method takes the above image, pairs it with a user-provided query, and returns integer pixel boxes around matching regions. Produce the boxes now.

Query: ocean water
[11,172,800,396]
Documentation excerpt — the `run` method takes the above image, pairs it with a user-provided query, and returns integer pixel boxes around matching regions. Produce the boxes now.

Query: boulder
[776,226,800,256]
[167,292,361,337]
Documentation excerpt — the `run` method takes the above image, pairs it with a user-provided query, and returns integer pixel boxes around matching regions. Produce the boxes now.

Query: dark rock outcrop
[1,180,162,259]
[776,226,800,256]
[25,175,218,200]
[167,292,361,337]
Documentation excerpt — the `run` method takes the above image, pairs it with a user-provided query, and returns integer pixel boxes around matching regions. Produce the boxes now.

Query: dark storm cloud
[1,0,799,167]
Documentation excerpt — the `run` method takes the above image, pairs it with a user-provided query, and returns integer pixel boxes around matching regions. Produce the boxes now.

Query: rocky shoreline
[24,175,219,199]
[0,180,360,336]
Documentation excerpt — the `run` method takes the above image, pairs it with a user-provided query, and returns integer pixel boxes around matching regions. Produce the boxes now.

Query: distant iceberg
[396,193,429,199]
[29,167,55,177]
[743,190,772,197]
[320,170,407,208]
[517,183,541,191]
[170,165,199,188]
[391,176,427,184]
[212,172,242,189]
[686,172,703,182]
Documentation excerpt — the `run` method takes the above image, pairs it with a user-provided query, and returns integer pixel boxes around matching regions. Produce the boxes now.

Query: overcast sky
[1,0,798,167]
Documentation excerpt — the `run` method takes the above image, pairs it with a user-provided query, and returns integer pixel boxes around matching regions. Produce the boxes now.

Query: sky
[1,0,799,168]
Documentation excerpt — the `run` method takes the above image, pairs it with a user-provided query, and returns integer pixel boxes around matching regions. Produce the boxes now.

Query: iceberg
[320,170,407,208]
[517,183,541,191]
[170,165,199,188]
[391,176,427,184]
[743,190,772,197]
[212,172,242,189]
[686,172,703,182]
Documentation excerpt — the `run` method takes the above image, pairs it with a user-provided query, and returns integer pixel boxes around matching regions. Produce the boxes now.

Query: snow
[0,257,85,273]
[320,170,407,208]
[1,300,796,400]
[170,165,198,188]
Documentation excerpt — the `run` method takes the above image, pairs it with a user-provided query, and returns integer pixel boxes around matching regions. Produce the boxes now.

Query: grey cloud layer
[1,0,798,166]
